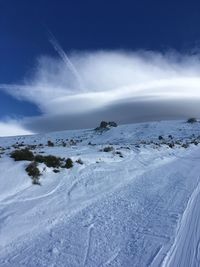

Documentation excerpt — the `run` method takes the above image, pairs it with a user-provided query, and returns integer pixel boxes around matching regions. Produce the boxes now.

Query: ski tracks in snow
[162,177,200,267]
[83,223,94,267]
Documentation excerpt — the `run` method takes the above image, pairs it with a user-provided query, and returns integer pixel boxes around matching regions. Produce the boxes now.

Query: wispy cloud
[1,47,200,135]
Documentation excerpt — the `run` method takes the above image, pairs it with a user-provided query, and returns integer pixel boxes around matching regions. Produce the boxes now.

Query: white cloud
[1,50,200,114]
[1,49,200,135]
[0,120,33,137]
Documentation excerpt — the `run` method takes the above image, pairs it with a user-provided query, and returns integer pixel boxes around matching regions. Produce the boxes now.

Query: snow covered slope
[0,120,200,266]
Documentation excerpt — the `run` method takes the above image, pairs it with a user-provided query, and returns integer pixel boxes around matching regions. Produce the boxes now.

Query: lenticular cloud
[1,50,200,116]
[1,49,200,135]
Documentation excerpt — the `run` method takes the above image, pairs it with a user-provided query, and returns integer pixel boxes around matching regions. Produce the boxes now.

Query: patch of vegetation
[182,143,189,149]
[103,146,114,152]
[64,158,73,169]
[168,143,175,148]
[62,141,66,147]
[88,142,96,146]
[69,139,77,146]
[53,169,60,173]
[193,140,199,146]
[10,148,34,161]
[116,151,123,157]
[34,154,45,163]
[47,140,54,147]
[0,147,5,156]
[25,161,41,185]
[187,118,197,123]
[76,158,84,165]
[135,144,140,148]
[35,154,62,168]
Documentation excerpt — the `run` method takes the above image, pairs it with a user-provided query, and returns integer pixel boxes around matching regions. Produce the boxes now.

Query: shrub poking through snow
[158,135,163,140]
[35,154,62,168]
[25,161,41,185]
[116,151,123,157]
[62,142,66,147]
[182,143,189,149]
[88,141,96,146]
[103,146,114,152]
[187,118,197,123]
[53,169,60,173]
[44,155,62,168]
[76,158,84,165]
[34,154,45,163]
[47,140,54,147]
[64,158,73,169]
[10,148,34,161]
[69,139,77,146]
[168,143,175,148]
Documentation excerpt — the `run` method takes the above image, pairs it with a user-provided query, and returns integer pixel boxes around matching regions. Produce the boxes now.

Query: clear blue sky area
[0,0,200,119]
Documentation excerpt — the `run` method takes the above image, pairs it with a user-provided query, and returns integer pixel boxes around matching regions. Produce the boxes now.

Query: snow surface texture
[0,120,200,266]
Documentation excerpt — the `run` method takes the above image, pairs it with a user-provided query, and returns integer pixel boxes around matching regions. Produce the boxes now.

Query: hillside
[0,120,200,267]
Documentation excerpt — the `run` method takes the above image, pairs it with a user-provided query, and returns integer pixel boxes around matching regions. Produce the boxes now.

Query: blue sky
[1,0,200,136]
